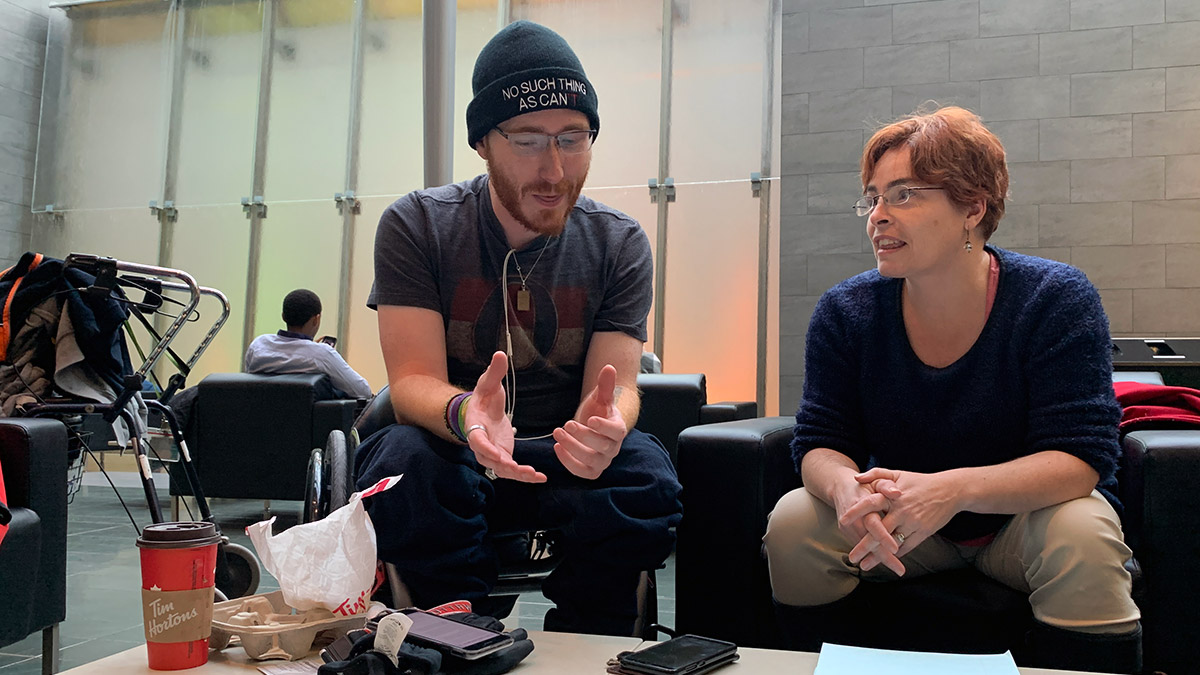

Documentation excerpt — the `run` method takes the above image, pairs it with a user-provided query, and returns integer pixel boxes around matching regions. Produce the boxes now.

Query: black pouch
[319,612,534,675]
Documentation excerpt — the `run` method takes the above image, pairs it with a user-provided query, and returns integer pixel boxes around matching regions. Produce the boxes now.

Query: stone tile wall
[780,0,1200,409]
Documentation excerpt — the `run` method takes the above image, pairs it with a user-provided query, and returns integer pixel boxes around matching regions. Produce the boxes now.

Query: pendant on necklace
[517,288,531,311]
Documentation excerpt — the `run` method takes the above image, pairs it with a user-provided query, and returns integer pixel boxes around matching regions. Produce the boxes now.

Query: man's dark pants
[354,424,683,636]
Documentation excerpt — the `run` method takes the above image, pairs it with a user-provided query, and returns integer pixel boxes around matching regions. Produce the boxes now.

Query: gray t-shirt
[368,174,653,433]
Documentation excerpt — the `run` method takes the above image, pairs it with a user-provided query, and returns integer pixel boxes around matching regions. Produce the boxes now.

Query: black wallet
[609,634,739,675]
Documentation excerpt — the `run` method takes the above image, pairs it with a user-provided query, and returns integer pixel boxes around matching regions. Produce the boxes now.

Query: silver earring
[964,231,973,253]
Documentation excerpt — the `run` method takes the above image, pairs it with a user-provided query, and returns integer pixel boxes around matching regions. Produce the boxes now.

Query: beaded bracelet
[443,392,471,443]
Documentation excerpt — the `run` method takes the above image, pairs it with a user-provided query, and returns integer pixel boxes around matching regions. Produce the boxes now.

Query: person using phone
[763,107,1140,673]
[354,20,682,637]
[243,288,372,399]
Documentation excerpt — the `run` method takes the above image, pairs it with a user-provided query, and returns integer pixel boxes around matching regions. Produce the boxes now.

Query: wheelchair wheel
[326,430,350,513]
[216,542,261,599]
[303,447,324,524]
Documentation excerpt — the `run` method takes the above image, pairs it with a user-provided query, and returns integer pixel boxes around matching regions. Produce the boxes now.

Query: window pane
[33,1,171,211]
[263,0,355,202]
[511,0,662,190]
[173,0,265,207]
[669,0,769,183]
[663,180,760,404]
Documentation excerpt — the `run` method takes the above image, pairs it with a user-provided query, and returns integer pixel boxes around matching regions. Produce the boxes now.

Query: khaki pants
[763,488,1140,634]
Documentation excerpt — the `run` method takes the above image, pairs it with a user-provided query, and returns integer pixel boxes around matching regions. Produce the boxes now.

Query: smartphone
[319,335,338,348]
[398,609,514,660]
[617,635,739,675]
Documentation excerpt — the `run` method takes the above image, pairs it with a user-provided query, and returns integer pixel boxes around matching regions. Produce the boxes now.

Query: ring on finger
[895,531,906,545]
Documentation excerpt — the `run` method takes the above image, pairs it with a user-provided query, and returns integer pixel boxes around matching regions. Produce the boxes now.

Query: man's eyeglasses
[494,128,597,157]
[853,185,945,217]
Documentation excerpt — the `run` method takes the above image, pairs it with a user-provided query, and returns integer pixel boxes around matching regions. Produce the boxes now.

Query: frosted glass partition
[356,0,423,198]
[172,0,265,208]
[263,0,355,203]
[508,0,662,191]
[33,1,171,211]
[167,204,252,381]
[29,207,161,265]
[662,180,760,404]
[252,200,346,339]
[669,0,769,183]
[344,195,397,394]
[452,3,502,183]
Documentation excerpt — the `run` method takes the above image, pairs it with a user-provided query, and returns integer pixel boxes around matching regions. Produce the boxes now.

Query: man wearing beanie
[355,20,682,637]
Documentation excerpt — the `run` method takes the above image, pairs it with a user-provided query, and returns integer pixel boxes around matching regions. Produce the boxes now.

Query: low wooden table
[61,631,1110,674]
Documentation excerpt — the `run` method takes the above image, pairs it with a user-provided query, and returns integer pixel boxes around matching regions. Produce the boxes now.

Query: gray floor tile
[0,656,39,673]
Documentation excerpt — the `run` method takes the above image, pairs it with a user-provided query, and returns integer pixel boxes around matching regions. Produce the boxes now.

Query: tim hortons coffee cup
[137,522,222,670]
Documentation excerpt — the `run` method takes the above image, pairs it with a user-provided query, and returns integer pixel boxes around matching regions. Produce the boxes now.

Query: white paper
[814,643,1021,675]
[256,655,323,675]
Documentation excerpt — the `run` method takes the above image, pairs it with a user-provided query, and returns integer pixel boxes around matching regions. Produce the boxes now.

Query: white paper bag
[247,475,402,616]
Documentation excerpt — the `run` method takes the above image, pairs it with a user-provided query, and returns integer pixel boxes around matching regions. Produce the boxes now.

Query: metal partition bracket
[149,199,178,222]
[32,205,64,222]
[750,172,763,198]
[241,195,268,219]
[648,177,676,204]
[334,191,361,215]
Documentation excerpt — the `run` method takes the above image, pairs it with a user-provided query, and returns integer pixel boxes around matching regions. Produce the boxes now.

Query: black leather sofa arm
[1121,429,1200,675]
[675,416,797,647]
[0,419,68,538]
[699,401,759,425]
[0,418,68,647]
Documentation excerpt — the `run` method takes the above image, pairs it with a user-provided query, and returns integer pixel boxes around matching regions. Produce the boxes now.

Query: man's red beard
[487,158,589,237]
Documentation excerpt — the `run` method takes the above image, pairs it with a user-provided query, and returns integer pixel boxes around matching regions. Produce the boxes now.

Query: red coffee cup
[137,522,222,670]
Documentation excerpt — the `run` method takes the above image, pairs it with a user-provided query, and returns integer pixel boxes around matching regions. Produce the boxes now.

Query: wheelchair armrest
[675,416,797,647]
[699,400,758,424]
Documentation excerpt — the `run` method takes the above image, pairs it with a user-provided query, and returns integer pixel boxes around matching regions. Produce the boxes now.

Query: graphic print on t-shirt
[445,275,587,428]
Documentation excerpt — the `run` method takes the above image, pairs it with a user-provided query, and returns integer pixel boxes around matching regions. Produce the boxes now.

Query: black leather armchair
[635,373,757,466]
[674,374,1200,675]
[0,418,68,675]
[171,373,358,502]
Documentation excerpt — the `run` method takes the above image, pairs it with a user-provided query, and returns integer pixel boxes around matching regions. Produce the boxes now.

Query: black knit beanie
[466,20,599,148]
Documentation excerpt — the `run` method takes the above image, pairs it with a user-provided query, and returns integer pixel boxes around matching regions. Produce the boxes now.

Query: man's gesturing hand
[552,364,627,479]
[464,351,546,483]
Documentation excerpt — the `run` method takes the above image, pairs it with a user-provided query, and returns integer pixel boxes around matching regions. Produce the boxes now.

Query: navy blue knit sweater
[792,246,1122,541]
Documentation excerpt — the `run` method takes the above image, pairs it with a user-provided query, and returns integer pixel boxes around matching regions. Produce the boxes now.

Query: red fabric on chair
[1113,381,1200,432]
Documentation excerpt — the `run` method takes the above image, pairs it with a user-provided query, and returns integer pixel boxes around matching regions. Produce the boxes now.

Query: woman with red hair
[764,107,1140,672]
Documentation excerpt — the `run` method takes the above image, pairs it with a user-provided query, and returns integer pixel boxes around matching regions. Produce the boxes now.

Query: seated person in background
[353,20,682,636]
[763,107,1141,673]
[244,288,372,399]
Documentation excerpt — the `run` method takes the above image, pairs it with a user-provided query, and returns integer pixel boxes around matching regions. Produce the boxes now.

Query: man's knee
[355,424,490,524]
[356,424,470,483]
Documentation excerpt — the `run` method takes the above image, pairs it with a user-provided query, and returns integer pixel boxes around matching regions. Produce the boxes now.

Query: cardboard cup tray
[209,591,368,660]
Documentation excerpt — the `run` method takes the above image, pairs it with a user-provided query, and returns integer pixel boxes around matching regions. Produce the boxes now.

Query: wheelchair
[303,386,659,638]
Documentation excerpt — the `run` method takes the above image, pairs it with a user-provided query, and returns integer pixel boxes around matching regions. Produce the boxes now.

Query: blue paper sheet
[814,643,1021,675]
